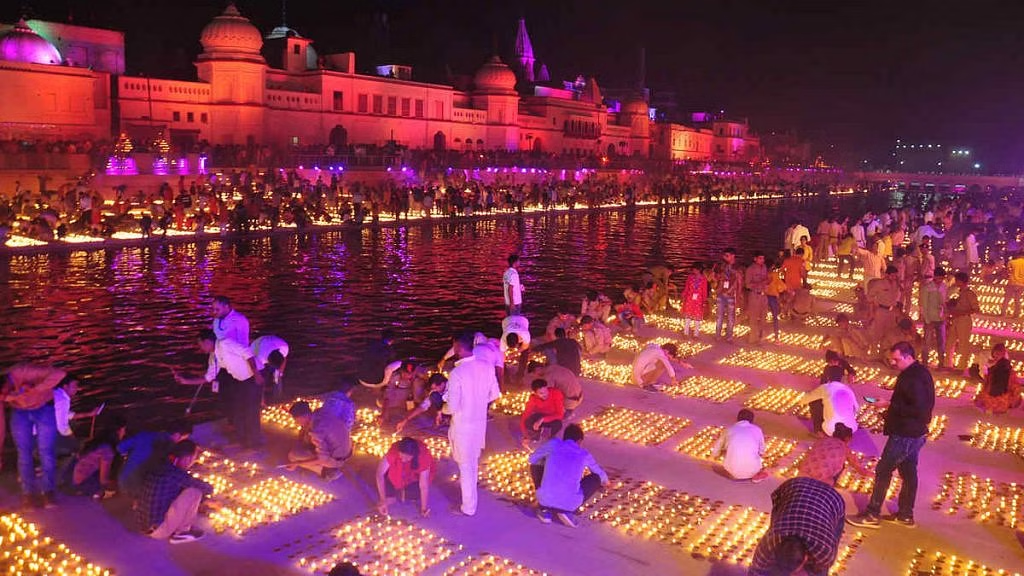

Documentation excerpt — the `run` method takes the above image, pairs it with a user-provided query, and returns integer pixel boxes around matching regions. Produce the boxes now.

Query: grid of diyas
[611,334,712,356]
[480,450,722,544]
[209,476,335,535]
[262,397,325,431]
[490,390,532,416]
[969,332,1024,352]
[744,387,807,414]
[579,477,722,544]
[580,359,634,386]
[645,313,751,337]
[904,549,1022,576]
[662,375,747,403]
[968,422,1024,457]
[688,506,864,574]
[931,472,1022,529]
[857,405,948,441]
[347,407,451,460]
[444,554,549,576]
[0,514,114,575]
[293,516,461,576]
[676,426,797,468]
[718,349,882,381]
[479,451,535,503]
[190,450,266,494]
[579,406,691,445]
[810,287,839,298]
[773,331,828,349]
[777,450,900,499]
[877,376,973,399]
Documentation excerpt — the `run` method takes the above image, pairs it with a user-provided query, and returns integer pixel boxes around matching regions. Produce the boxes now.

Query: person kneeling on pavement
[375,437,436,518]
[520,379,565,449]
[528,424,609,528]
[138,439,217,544]
[287,381,356,481]
[631,342,692,391]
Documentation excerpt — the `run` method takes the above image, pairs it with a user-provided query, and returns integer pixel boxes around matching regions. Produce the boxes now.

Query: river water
[0,195,885,424]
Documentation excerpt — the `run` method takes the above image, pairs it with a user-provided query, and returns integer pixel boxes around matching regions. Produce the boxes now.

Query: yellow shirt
[1009,258,1024,286]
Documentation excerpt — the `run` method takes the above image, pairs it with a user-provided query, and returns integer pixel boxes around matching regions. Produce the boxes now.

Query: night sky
[14,0,1024,172]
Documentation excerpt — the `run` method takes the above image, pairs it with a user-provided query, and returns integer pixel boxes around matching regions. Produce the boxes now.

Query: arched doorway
[329,125,348,149]
[607,143,616,157]
[433,131,446,151]
[532,137,543,153]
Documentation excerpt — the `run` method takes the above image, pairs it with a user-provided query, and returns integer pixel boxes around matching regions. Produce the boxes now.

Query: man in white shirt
[444,332,501,516]
[176,330,265,448]
[503,254,524,315]
[251,335,289,398]
[799,381,859,437]
[791,221,811,251]
[631,343,692,391]
[712,409,768,481]
[211,295,250,347]
[500,314,531,353]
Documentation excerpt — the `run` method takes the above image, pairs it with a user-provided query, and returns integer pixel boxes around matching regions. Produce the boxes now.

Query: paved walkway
[1,261,1022,575]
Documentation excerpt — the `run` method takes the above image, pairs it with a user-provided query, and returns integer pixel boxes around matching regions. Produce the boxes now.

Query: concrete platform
[2,272,1023,576]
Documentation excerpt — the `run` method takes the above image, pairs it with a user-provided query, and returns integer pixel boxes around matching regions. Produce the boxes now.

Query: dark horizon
[10,0,1024,172]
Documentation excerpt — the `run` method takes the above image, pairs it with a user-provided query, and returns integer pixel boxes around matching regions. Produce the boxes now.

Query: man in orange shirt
[1,363,67,508]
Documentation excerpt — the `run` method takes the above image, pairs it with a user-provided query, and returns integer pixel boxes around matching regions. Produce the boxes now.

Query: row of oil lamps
[0,514,113,575]
[931,472,1021,529]
[579,406,692,446]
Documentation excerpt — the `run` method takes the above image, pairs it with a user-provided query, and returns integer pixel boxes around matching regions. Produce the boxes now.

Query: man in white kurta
[444,334,501,516]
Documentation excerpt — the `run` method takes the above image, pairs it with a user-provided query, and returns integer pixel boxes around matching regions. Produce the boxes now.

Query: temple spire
[514,18,535,82]
[281,0,287,27]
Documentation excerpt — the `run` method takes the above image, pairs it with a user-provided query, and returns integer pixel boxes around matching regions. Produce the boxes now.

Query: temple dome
[473,56,517,94]
[621,97,649,116]
[199,4,264,58]
[0,19,62,65]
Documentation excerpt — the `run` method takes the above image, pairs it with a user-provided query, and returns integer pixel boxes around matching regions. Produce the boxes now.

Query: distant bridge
[854,171,1023,190]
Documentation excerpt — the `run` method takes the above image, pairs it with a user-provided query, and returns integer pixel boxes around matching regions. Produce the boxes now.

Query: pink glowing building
[0,6,656,159]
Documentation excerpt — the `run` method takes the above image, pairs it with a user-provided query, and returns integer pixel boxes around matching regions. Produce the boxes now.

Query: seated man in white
[712,409,769,482]
[631,342,692,391]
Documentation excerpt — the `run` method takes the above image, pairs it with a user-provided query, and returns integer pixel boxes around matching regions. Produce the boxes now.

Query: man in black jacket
[847,341,934,529]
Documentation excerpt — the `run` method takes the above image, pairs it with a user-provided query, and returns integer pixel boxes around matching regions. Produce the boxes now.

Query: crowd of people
[0,168,840,244]
[2,188,1022,574]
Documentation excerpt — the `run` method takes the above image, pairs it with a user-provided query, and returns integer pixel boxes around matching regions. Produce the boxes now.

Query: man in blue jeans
[847,341,935,529]
[1,364,68,509]
[714,248,741,342]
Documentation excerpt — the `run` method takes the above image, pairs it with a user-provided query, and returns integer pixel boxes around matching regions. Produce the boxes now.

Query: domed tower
[472,56,520,150]
[0,19,62,65]
[194,4,267,144]
[619,96,650,157]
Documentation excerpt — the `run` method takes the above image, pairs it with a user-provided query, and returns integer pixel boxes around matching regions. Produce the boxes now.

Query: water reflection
[0,197,882,423]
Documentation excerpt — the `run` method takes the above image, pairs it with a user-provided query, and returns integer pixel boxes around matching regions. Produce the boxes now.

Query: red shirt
[384,441,435,490]
[521,388,566,433]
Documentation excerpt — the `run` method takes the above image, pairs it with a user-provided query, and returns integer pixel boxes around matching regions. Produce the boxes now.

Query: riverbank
[1,261,1021,575]
[1,190,859,256]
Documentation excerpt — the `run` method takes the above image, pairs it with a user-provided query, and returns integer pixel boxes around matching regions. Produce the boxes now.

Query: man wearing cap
[866,266,903,354]
[919,268,947,369]
[946,272,980,375]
